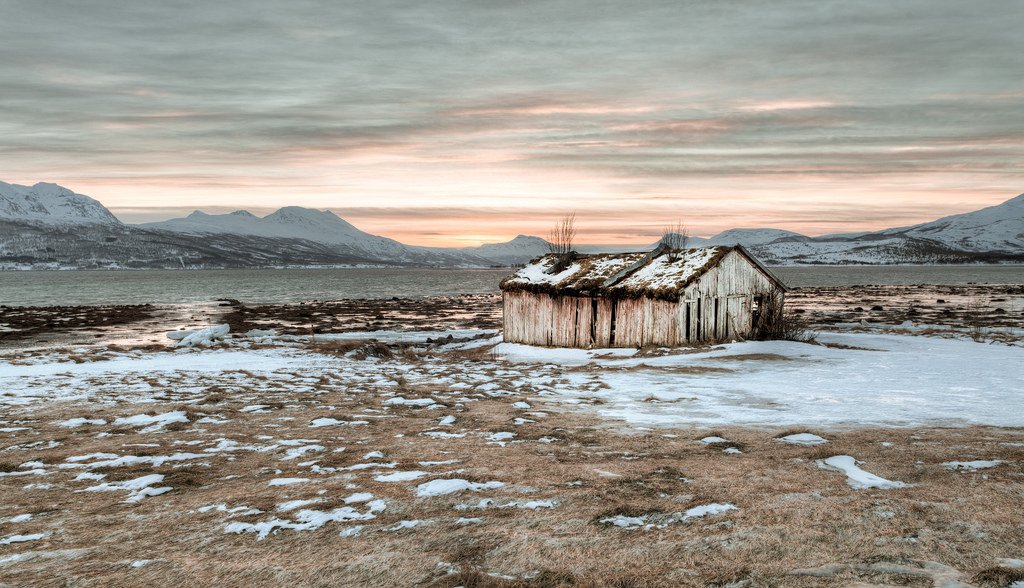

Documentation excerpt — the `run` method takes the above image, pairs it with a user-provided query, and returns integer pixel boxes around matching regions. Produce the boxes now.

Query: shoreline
[2,284,1022,351]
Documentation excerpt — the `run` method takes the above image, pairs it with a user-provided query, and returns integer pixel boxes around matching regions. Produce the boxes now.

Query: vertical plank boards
[501,249,784,348]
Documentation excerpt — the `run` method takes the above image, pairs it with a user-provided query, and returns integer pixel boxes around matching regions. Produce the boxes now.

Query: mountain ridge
[1,181,1022,268]
[0,181,121,227]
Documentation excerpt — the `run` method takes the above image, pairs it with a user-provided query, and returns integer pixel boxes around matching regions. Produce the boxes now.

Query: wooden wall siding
[503,250,783,348]
[594,299,614,347]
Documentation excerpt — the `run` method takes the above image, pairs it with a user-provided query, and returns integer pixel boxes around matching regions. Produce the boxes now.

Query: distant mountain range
[1,180,1022,269]
[0,181,492,269]
[684,194,1024,265]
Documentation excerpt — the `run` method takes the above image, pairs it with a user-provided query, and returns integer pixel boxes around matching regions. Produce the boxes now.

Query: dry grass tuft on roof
[500,247,734,302]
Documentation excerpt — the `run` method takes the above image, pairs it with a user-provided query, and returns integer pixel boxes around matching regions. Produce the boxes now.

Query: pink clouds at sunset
[1,1,1022,246]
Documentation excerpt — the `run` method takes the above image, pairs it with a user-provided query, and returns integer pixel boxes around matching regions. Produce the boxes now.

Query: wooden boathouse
[500,245,788,348]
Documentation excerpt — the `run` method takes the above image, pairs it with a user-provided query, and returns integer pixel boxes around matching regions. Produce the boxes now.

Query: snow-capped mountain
[0,181,121,226]
[141,206,477,264]
[878,193,1024,252]
[0,182,490,269]
[462,235,552,265]
[1,181,1022,268]
[702,228,808,248]
[652,228,807,250]
[746,193,1024,265]
[143,207,370,244]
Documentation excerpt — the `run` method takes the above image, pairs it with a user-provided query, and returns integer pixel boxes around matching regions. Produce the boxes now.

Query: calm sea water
[1,266,1022,306]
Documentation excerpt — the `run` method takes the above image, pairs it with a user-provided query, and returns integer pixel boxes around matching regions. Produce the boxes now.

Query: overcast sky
[1,0,1022,245]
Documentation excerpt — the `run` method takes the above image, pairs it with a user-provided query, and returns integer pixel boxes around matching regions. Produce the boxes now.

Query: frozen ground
[0,327,1022,586]
[2,331,1020,428]
[498,332,1024,427]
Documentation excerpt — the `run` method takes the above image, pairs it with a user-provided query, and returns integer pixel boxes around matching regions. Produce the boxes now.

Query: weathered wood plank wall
[503,250,782,348]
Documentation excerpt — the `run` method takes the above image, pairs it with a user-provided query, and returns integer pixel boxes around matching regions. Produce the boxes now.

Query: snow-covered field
[3,331,1020,428]
[0,328,1021,586]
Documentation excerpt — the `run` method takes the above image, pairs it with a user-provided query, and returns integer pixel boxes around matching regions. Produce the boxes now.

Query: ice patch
[817,456,909,490]
[268,478,310,486]
[225,500,386,540]
[415,479,505,497]
[113,411,188,433]
[62,452,206,469]
[197,503,262,517]
[343,492,374,504]
[942,460,1004,471]
[384,397,437,407]
[419,459,459,466]
[56,417,106,428]
[456,498,558,510]
[276,498,323,512]
[171,324,230,348]
[682,503,738,519]
[374,471,428,482]
[487,432,516,445]
[421,431,465,439]
[281,445,324,460]
[778,433,828,446]
[0,468,46,478]
[0,532,50,545]
[83,474,172,502]
[339,526,364,537]
[600,503,737,529]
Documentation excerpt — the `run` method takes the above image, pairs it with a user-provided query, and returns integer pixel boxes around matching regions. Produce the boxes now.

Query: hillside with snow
[878,193,1024,252]
[743,193,1024,265]
[0,181,121,226]
[462,235,552,265]
[0,182,496,269]
[1,181,1022,268]
[142,207,490,267]
[638,196,1024,266]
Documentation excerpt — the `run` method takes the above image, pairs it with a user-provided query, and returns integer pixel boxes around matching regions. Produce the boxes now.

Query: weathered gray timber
[500,245,787,348]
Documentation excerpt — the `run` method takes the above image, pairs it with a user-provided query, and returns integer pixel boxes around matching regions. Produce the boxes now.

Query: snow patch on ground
[309,417,368,427]
[83,474,171,502]
[112,411,188,432]
[600,503,737,530]
[0,533,50,545]
[268,478,310,487]
[415,479,505,497]
[56,417,107,428]
[455,498,558,510]
[778,433,828,446]
[817,456,909,490]
[384,397,437,407]
[225,500,386,540]
[942,460,1004,471]
[374,471,428,482]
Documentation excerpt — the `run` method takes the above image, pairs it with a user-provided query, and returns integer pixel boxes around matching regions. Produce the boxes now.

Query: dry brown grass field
[1,337,1022,587]
[1,290,1022,587]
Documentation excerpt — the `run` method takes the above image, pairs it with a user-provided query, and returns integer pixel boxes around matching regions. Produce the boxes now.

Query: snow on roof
[500,246,739,300]
[616,248,717,292]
